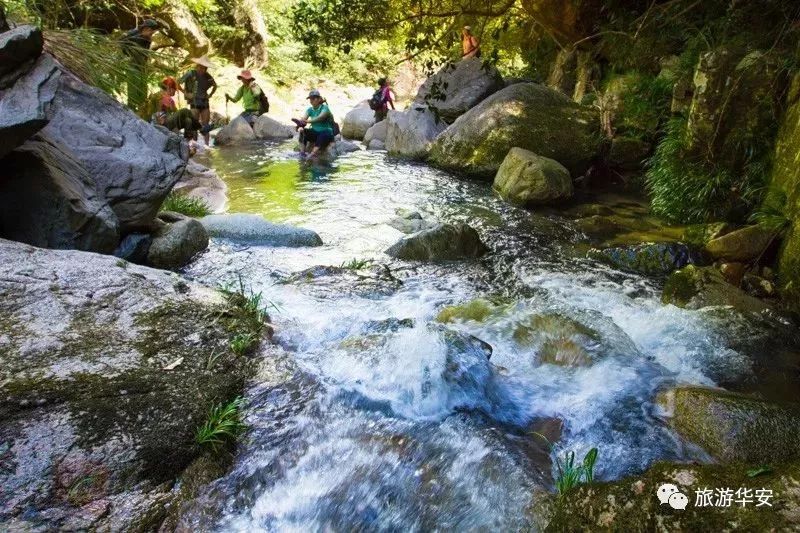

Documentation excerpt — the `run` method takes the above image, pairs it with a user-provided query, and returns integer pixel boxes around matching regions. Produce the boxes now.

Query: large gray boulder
[385,223,488,260]
[201,213,323,247]
[429,83,601,179]
[363,119,387,145]
[214,115,256,145]
[0,238,258,531]
[340,103,375,140]
[385,107,448,159]
[28,56,188,232]
[0,25,43,78]
[704,224,776,263]
[146,212,209,270]
[253,114,293,140]
[493,147,573,206]
[0,38,56,160]
[0,133,119,253]
[414,57,504,123]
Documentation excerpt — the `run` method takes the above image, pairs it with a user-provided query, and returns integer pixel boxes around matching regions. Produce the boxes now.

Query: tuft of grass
[195,397,247,453]
[534,432,599,496]
[340,258,373,270]
[230,332,257,356]
[646,117,770,224]
[161,192,212,218]
[205,348,223,371]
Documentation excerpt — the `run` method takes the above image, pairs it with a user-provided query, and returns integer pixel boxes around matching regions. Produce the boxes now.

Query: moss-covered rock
[533,460,800,531]
[0,239,262,530]
[428,83,601,180]
[705,224,777,263]
[657,386,800,463]
[514,313,601,367]
[662,264,772,312]
[493,147,574,206]
[589,242,703,277]
[436,299,500,324]
[385,223,488,261]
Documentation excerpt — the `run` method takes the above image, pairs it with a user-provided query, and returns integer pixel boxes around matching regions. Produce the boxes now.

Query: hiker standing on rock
[370,77,395,122]
[461,26,480,59]
[180,56,217,145]
[120,19,160,111]
[225,69,268,127]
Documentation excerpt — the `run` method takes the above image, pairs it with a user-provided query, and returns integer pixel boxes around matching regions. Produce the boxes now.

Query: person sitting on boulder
[180,56,217,145]
[225,70,267,127]
[293,89,336,158]
[150,77,201,141]
[461,25,481,59]
[370,77,395,122]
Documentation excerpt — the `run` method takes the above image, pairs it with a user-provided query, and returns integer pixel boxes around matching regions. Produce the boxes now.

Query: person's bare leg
[200,108,211,145]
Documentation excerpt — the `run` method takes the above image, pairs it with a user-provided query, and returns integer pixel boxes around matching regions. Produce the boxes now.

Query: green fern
[195,397,247,453]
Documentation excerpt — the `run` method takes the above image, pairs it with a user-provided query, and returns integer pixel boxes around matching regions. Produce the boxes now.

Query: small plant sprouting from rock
[195,396,247,453]
[340,258,373,270]
[161,191,212,218]
[230,332,257,356]
[534,433,599,496]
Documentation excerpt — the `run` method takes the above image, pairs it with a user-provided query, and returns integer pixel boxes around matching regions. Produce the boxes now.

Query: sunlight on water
[181,143,788,531]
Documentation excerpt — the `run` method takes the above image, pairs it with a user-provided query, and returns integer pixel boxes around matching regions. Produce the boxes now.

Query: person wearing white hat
[180,56,217,145]
[461,26,481,59]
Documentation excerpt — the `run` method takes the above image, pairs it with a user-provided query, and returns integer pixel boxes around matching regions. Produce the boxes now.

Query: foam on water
[181,146,781,530]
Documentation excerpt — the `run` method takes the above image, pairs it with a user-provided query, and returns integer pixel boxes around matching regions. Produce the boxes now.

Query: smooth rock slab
[340,103,375,140]
[201,213,323,247]
[214,116,256,145]
[385,223,488,260]
[385,107,448,159]
[589,242,703,277]
[363,119,387,145]
[705,224,776,262]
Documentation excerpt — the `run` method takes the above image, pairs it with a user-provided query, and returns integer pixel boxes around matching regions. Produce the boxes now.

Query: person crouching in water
[180,56,217,145]
[225,69,264,127]
[294,89,335,158]
[151,77,201,140]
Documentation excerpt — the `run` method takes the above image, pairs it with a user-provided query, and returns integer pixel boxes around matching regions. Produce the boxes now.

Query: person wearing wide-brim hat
[225,69,268,127]
[293,89,336,158]
[180,55,217,145]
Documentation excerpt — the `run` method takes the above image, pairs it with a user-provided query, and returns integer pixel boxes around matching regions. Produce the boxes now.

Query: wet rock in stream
[0,238,259,530]
[282,263,403,298]
[386,223,489,261]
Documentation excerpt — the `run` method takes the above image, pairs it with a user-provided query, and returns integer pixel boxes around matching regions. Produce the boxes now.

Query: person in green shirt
[294,89,335,157]
[225,69,265,127]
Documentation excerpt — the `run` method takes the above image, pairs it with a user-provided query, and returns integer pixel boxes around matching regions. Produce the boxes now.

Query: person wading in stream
[294,89,335,158]
[180,56,217,145]
[370,77,395,122]
[461,25,481,59]
[120,19,160,111]
[225,69,268,127]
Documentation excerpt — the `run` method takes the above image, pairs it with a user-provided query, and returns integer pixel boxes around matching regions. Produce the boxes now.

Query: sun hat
[307,89,322,99]
[237,69,255,81]
[141,19,159,29]
[463,25,472,31]
[190,55,215,68]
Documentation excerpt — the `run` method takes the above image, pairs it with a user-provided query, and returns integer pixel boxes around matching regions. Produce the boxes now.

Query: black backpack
[258,91,270,114]
[368,88,384,110]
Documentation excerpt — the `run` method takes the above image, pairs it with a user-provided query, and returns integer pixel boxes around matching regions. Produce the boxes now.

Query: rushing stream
[182,141,798,531]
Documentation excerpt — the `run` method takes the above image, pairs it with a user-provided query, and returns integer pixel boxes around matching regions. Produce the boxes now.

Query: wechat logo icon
[657,483,688,510]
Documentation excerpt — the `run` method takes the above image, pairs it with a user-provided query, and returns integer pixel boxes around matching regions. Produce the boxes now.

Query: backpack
[255,84,270,114]
[368,88,384,110]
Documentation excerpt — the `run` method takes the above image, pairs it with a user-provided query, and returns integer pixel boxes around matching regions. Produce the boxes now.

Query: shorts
[304,129,334,150]
[191,98,209,110]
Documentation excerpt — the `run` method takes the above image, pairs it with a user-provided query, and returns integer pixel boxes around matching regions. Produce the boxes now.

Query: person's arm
[307,108,331,123]
[386,88,395,110]
[227,86,243,103]
[208,76,217,98]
